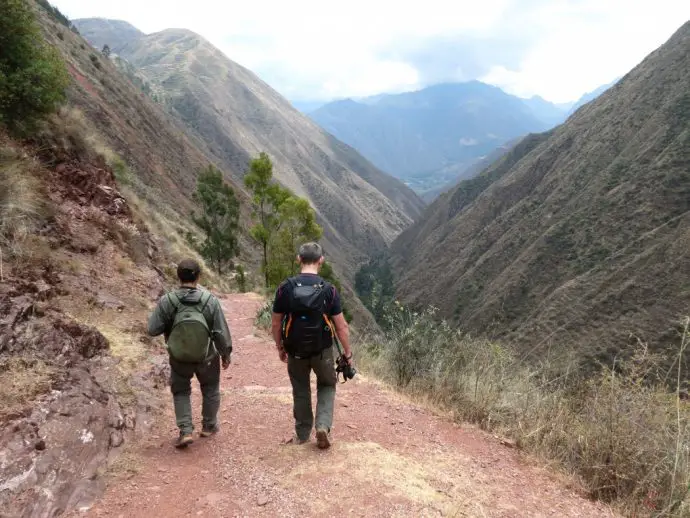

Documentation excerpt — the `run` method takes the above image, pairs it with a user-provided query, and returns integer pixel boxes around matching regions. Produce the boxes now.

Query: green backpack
[166,291,212,363]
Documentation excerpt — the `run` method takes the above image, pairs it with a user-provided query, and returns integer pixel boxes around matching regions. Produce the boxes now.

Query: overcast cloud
[53,0,690,103]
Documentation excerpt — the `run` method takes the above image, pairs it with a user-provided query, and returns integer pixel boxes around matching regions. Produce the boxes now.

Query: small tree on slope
[0,0,70,135]
[192,165,240,275]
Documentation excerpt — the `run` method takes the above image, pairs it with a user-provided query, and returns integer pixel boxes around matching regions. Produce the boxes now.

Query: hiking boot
[315,428,331,450]
[175,433,194,449]
[283,434,309,445]
[200,424,219,438]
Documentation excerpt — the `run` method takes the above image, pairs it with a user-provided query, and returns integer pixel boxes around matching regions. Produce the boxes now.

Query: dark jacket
[147,286,232,361]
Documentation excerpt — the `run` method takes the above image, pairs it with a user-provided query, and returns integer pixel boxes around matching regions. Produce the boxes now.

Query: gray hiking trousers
[287,346,337,440]
[169,354,221,435]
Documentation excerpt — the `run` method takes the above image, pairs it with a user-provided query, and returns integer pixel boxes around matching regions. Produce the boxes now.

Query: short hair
[298,242,323,265]
[177,258,201,283]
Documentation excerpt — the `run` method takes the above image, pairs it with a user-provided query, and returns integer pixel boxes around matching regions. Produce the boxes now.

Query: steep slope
[114,28,424,277]
[310,81,552,184]
[566,78,620,116]
[390,21,690,369]
[73,18,144,52]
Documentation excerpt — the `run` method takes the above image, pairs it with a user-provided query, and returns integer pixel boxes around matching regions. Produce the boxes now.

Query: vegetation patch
[0,0,70,135]
[360,303,690,517]
[0,357,56,420]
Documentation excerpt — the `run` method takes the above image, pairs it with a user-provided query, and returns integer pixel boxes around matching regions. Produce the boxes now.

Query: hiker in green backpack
[271,242,353,449]
[147,259,232,448]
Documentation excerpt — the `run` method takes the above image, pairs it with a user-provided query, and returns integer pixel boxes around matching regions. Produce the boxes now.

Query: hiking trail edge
[74,293,617,518]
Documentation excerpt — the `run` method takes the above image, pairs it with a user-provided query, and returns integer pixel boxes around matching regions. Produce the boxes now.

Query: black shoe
[175,433,194,448]
[200,424,219,438]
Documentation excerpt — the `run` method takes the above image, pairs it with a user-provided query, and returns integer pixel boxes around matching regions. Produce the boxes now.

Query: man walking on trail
[272,242,353,449]
[147,259,232,448]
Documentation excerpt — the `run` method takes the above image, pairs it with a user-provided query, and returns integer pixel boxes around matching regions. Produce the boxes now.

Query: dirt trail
[76,293,616,518]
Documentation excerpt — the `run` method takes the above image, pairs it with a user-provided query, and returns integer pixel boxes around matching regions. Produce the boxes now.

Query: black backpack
[281,277,335,358]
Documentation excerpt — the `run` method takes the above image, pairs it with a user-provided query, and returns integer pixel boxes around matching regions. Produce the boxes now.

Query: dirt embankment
[0,137,169,517]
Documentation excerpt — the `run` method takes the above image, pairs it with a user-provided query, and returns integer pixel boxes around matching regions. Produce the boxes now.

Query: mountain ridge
[75,18,425,279]
[389,20,690,370]
[309,80,552,194]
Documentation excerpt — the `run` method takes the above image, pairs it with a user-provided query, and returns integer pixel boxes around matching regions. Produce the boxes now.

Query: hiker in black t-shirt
[272,242,353,449]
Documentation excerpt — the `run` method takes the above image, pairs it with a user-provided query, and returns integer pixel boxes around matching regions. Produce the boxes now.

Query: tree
[192,165,240,275]
[244,152,326,288]
[267,195,323,286]
[101,44,111,59]
[244,152,288,287]
[0,0,70,135]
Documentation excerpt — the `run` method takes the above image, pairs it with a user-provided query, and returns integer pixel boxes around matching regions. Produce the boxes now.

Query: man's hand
[277,345,288,363]
[221,356,231,370]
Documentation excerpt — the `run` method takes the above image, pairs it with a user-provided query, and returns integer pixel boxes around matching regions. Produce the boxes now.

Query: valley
[1,1,689,516]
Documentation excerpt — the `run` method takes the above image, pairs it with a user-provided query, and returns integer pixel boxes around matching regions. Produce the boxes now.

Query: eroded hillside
[391,21,690,369]
[74,21,425,278]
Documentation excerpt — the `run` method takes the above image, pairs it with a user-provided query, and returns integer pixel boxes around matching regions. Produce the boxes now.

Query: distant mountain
[310,81,552,186]
[73,18,144,52]
[567,78,620,115]
[103,26,424,278]
[390,21,690,371]
[521,95,568,127]
[290,100,326,113]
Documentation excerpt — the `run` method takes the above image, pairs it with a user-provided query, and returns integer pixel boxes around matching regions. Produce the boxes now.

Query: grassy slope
[391,21,690,370]
[113,28,424,279]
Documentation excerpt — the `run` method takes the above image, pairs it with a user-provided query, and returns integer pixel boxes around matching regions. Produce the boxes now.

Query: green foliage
[101,45,111,59]
[235,264,247,293]
[355,255,395,325]
[320,261,352,322]
[192,165,240,275]
[89,53,101,70]
[254,301,272,330]
[0,0,70,135]
[268,195,322,284]
[111,157,133,186]
[244,152,323,288]
[35,0,71,28]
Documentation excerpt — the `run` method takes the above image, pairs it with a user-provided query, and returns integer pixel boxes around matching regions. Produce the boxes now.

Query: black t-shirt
[272,274,342,316]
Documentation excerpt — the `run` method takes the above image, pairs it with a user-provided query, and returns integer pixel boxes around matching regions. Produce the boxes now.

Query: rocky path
[76,293,616,517]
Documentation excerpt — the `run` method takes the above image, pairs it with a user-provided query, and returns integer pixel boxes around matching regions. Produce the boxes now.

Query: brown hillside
[391,21,690,369]
[110,27,425,276]
[72,18,144,53]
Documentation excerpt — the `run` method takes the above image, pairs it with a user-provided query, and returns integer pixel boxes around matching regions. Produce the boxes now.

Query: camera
[336,355,357,381]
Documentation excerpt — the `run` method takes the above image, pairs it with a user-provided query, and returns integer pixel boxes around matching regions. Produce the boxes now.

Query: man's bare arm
[271,313,284,347]
[331,313,352,359]
[271,312,288,363]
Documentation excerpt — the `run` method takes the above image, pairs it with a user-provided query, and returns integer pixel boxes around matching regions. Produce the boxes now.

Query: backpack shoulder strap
[167,292,182,315]
[198,291,213,318]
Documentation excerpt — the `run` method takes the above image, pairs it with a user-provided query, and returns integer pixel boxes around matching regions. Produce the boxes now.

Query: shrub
[362,302,690,516]
[89,54,101,70]
[0,0,70,135]
[254,301,272,331]
[236,264,247,293]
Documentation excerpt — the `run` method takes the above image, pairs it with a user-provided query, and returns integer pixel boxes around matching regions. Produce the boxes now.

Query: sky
[53,0,690,104]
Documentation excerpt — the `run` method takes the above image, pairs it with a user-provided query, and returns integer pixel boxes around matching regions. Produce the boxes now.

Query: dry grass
[361,305,690,517]
[279,441,459,516]
[0,145,49,262]
[106,446,143,479]
[0,357,56,419]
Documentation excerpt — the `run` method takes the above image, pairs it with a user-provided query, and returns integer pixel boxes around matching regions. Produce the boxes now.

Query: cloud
[53,0,690,103]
